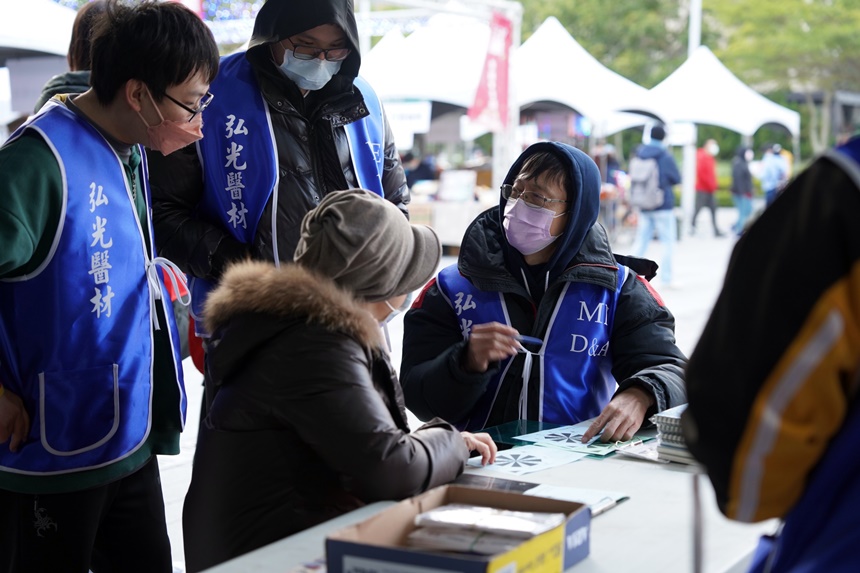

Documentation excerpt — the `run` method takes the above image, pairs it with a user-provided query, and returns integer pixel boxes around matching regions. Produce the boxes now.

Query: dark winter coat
[400,142,687,429]
[683,142,860,572]
[731,148,754,197]
[148,0,409,281]
[182,261,467,572]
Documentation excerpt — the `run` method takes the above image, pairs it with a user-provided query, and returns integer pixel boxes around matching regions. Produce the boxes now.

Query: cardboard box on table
[326,485,591,573]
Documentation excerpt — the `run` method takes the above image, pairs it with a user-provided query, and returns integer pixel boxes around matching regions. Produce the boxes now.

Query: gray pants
[692,191,721,235]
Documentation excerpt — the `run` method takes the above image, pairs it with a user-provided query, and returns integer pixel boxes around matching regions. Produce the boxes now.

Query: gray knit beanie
[294,189,442,302]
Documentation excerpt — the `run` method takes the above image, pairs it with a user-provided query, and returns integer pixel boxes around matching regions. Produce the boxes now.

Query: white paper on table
[513,421,598,445]
[613,440,669,463]
[514,422,650,457]
[466,444,587,475]
[524,484,630,516]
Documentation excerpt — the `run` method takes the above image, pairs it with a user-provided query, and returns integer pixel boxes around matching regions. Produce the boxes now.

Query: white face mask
[707,142,720,156]
[278,50,342,91]
[382,291,415,324]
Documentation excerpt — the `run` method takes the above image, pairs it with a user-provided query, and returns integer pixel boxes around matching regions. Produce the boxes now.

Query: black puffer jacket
[401,142,686,429]
[401,214,687,428]
[182,261,467,572]
[149,0,408,280]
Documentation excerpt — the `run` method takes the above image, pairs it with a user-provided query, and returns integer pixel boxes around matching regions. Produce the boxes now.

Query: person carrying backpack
[630,125,682,289]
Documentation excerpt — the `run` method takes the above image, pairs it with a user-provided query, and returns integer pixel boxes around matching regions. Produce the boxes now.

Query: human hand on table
[581,386,655,443]
[461,431,498,466]
[0,386,30,453]
[462,322,521,373]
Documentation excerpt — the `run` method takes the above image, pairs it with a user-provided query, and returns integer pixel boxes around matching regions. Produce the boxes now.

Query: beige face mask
[136,88,203,156]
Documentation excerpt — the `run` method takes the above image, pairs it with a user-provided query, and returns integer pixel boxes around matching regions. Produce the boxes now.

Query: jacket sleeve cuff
[447,341,500,385]
[616,378,662,422]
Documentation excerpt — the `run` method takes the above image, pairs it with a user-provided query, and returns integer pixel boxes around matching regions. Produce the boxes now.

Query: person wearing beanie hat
[401,142,686,444]
[294,189,442,302]
[182,189,496,572]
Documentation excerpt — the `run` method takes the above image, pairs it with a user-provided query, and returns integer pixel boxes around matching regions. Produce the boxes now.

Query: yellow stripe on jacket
[728,263,860,522]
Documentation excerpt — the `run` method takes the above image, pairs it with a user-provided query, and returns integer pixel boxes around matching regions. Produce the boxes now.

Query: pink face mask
[137,89,203,156]
[503,198,567,255]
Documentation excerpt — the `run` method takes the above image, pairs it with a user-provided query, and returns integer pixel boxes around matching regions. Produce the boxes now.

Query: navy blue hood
[498,142,602,291]
[635,141,666,160]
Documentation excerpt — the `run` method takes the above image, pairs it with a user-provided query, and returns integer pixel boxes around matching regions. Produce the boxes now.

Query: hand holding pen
[463,322,543,373]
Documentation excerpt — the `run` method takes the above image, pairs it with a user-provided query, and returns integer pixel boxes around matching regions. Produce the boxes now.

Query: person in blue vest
[682,136,860,573]
[0,2,219,571]
[400,142,687,442]
[148,0,410,411]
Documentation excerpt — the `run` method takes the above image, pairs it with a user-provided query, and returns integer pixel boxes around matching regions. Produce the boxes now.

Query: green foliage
[706,0,860,151]
[517,0,860,153]
[707,0,860,92]
[518,0,718,88]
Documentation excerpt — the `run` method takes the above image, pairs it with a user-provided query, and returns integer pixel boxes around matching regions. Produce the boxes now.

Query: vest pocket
[39,364,120,456]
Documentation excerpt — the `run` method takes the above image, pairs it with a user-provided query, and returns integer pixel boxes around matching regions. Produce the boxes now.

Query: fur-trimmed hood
[204,260,385,351]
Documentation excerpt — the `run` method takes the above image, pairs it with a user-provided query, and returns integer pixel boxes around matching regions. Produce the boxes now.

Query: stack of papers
[651,404,700,466]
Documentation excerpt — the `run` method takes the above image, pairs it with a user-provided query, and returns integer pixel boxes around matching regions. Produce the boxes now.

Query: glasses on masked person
[501,184,570,210]
[162,91,215,123]
[283,38,351,62]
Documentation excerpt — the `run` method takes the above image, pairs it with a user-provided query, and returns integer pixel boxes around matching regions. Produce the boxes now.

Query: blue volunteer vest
[746,404,860,573]
[191,53,386,325]
[436,264,627,431]
[0,103,186,475]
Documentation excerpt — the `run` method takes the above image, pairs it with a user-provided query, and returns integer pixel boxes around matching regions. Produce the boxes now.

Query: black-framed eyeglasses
[284,38,351,62]
[162,91,214,122]
[501,184,570,210]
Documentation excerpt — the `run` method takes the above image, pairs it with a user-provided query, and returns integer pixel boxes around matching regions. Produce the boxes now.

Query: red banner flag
[468,12,512,132]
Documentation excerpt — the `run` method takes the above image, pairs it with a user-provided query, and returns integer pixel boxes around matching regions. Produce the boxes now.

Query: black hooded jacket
[148,0,409,280]
[401,142,687,428]
[182,262,466,572]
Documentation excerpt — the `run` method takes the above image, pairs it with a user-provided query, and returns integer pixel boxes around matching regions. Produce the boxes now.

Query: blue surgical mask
[279,50,342,91]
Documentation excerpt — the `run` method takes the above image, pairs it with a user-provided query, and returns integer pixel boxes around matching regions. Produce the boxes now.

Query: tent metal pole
[680,0,703,237]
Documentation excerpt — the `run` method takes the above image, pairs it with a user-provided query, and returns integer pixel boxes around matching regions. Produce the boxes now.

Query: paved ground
[160,206,747,571]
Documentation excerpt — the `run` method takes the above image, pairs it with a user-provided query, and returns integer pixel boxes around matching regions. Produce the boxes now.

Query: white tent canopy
[638,45,800,137]
[361,11,489,108]
[360,28,407,90]
[0,0,75,61]
[363,17,800,141]
[514,17,656,136]
[363,15,656,138]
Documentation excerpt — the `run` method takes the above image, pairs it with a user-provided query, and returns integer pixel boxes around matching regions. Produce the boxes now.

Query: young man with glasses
[0,2,219,571]
[401,142,687,443]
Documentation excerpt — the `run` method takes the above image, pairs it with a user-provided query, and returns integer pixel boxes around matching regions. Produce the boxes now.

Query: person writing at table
[182,189,496,572]
[400,142,687,443]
